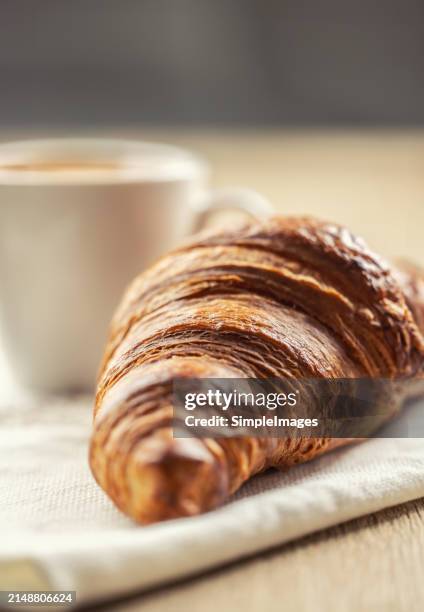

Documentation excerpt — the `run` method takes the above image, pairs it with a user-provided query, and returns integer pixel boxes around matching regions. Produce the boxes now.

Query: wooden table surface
[134,127,424,265]
[2,129,424,611]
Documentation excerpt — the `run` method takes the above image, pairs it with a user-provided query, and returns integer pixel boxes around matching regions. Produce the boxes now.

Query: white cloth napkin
[1,392,424,608]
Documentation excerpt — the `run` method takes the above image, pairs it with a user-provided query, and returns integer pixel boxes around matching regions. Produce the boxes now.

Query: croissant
[90,216,424,524]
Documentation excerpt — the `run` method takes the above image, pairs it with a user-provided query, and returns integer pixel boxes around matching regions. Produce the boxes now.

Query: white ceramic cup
[0,138,272,393]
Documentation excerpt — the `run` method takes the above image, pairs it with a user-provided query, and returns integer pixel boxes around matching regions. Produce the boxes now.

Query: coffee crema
[0,161,122,172]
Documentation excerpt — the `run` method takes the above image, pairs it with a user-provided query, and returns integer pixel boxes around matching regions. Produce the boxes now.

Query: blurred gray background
[1,0,424,128]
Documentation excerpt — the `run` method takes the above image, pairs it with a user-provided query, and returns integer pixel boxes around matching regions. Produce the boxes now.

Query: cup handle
[192,187,273,233]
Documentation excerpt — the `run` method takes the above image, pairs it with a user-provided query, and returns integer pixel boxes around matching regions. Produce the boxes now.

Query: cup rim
[0,138,209,186]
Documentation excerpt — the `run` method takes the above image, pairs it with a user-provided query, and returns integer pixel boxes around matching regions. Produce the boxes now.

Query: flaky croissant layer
[90,216,424,523]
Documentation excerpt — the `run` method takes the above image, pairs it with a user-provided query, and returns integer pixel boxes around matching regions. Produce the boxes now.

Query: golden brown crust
[90,216,424,524]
